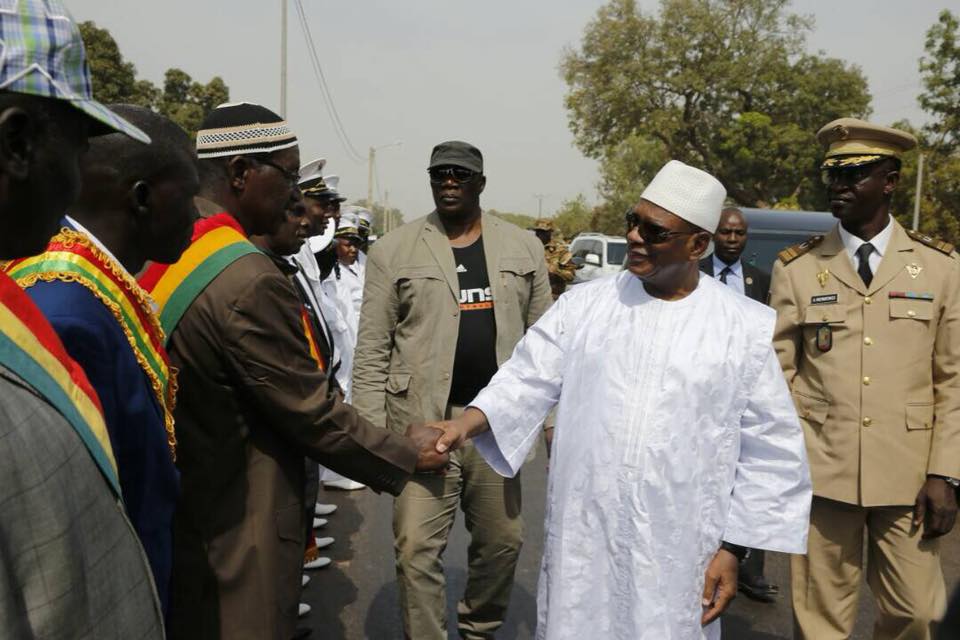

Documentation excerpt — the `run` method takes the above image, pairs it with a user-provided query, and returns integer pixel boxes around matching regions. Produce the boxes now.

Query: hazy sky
[69,0,949,220]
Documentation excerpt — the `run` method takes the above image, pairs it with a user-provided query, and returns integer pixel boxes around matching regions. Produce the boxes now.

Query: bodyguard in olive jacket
[352,141,552,639]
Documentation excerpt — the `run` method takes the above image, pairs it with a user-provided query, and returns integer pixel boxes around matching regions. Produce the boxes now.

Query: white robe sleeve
[470,294,568,477]
[722,344,812,554]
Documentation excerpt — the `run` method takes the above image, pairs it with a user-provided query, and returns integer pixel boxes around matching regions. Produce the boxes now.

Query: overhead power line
[293,0,365,163]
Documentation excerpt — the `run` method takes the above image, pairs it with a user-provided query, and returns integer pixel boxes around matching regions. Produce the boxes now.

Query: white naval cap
[639,160,727,233]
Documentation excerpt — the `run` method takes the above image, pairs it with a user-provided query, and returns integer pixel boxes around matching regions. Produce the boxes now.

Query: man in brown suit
[352,141,552,639]
[161,103,448,640]
[771,118,960,639]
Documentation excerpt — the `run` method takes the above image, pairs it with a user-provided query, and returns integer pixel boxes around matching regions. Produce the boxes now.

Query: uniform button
[907,310,917,317]
[862,376,871,385]
[864,337,873,346]
[802,409,811,418]
[821,314,829,322]
[862,417,872,427]
[864,296,872,304]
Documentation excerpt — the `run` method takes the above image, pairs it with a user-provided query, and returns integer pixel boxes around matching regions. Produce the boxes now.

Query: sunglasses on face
[820,163,882,186]
[247,156,301,187]
[624,210,696,244]
[428,166,479,185]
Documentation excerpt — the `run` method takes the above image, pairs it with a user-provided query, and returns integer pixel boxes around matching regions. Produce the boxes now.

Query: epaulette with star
[906,229,955,256]
[777,235,824,265]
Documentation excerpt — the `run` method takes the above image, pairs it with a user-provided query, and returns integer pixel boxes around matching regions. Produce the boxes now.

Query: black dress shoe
[738,578,778,603]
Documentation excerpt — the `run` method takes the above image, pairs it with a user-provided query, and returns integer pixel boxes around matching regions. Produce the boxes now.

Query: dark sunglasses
[820,163,883,186]
[624,210,696,244]
[248,156,301,186]
[428,166,479,185]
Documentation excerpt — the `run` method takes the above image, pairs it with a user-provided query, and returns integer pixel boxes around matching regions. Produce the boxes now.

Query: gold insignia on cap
[817,118,917,169]
[834,124,849,140]
[906,263,922,279]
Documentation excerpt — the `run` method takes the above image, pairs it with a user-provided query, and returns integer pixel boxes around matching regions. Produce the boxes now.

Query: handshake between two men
[404,408,491,472]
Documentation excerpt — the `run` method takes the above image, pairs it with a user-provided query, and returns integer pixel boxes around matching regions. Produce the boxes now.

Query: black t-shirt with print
[448,238,498,406]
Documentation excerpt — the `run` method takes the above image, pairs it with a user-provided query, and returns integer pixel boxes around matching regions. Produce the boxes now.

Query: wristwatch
[932,474,960,488]
[719,541,748,561]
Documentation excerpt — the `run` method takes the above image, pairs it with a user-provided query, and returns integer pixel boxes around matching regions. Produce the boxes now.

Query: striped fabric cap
[196,101,298,159]
[0,0,149,142]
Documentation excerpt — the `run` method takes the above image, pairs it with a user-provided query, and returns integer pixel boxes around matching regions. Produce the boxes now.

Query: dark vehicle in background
[729,208,836,274]
[567,207,835,285]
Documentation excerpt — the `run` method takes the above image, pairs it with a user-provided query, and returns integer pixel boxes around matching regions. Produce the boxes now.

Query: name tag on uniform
[810,294,838,305]
[888,291,934,301]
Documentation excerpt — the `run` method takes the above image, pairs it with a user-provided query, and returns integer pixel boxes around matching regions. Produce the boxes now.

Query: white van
[568,233,628,284]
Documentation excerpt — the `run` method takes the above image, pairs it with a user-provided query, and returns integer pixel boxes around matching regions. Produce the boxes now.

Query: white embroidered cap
[639,160,727,233]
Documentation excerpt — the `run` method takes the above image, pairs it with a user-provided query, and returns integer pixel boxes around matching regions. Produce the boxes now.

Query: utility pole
[912,152,924,231]
[534,193,547,217]
[280,0,287,117]
[367,146,375,210]
[383,190,390,233]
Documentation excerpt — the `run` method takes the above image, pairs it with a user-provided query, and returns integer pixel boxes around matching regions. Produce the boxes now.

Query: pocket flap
[499,256,536,276]
[906,403,934,430]
[890,298,933,321]
[395,265,445,283]
[793,391,829,425]
[385,372,412,395]
[803,305,846,325]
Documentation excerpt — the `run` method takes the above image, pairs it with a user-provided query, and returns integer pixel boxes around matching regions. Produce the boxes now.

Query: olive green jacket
[352,211,552,432]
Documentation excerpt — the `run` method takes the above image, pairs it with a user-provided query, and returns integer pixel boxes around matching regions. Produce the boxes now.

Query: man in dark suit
[700,207,771,303]
[699,206,777,603]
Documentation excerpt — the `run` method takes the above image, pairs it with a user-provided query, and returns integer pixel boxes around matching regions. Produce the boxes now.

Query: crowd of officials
[1,1,959,639]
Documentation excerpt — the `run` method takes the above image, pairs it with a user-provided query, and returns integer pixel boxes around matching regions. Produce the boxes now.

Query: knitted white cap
[639,160,727,233]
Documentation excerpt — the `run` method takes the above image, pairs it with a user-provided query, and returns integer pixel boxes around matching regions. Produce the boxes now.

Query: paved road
[303,443,960,639]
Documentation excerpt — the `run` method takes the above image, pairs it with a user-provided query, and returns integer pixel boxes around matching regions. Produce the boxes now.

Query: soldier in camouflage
[531,218,578,299]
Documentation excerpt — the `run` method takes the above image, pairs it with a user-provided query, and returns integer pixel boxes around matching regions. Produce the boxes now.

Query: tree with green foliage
[891,10,960,244]
[552,194,594,239]
[561,0,871,230]
[79,21,228,136]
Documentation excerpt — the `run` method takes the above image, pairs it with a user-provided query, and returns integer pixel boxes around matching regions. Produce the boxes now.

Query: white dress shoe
[301,574,310,587]
[323,477,366,491]
[314,502,337,516]
[314,536,334,549]
[298,603,311,617]
[303,556,331,570]
[313,517,327,528]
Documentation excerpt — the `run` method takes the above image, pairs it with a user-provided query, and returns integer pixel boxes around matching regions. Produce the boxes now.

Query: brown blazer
[351,211,552,432]
[770,220,960,507]
[166,250,418,640]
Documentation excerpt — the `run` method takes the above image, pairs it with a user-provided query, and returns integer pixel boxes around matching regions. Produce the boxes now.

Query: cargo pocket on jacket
[793,391,829,426]
[385,373,414,433]
[499,256,536,312]
[905,402,934,430]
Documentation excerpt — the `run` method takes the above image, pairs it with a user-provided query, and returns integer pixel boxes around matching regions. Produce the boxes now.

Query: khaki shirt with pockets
[352,211,552,433]
[770,219,960,506]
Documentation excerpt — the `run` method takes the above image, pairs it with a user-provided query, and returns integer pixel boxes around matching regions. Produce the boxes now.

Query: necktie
[719,266,732,284]
[856,243,874,287]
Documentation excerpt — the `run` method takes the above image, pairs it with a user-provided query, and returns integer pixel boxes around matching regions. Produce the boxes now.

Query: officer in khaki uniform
[771,118,960,639]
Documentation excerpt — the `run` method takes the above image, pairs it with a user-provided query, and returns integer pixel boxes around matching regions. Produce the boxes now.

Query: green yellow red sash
[5,227,178,460]
[300,307,327,372]
[139,212,260,338]
[0,271,120,495]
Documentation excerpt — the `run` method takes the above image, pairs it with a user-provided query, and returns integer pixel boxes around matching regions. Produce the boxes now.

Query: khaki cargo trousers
[393,406,523,640]
[792,496,946,640]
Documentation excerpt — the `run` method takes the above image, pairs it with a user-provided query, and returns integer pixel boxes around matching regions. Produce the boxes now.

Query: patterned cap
[530,218,554,232]
[0,0,150,142]
[196,101,297,159]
